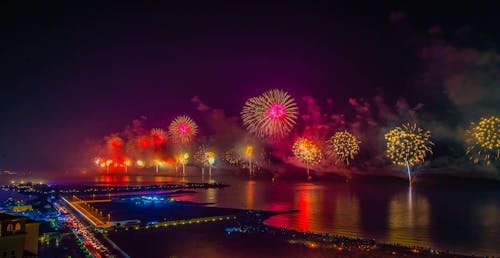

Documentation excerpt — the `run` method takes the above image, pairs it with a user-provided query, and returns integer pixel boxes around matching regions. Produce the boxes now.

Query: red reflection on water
[295,185,312,232]
[246,180,255,209]
[154,176,164,183]
[265,184,317,231]
[153,176,176,183]
[96,175,132,186]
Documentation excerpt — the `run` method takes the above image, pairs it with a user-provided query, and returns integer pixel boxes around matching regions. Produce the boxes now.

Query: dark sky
[1,1,499,170]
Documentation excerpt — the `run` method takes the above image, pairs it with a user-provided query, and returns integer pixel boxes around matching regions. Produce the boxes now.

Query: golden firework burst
[327,130,360,165]
[385,123,433,167]
[465,116,500,164]
[293,137,323,166]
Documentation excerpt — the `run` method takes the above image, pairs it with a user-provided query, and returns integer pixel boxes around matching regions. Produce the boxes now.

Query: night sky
[1,1,499,171]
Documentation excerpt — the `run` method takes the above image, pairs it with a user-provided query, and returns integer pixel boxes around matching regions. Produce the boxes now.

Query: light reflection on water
[2,172,498,256]
[173,175,498,256]
[387,187,430,247]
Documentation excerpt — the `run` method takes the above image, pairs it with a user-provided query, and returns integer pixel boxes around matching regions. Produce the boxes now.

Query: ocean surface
[2,170,499,256]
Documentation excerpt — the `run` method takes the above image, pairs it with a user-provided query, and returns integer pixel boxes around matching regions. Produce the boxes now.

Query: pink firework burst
[177,122,191,134]
[266,103,287,120]
[242,89,298,140]
[168,115,198,144]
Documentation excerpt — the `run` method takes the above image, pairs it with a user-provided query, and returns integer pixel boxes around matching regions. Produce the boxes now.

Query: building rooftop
[0,212,24,220]
[0,212,41,224]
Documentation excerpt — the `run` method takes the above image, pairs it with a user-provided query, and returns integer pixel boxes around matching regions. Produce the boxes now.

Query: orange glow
[245,146,253,158]
[176,152,190,165]
[136,160,145,167]
[165,158,175,166]
[306,242,318,248]
[154,176,165,183]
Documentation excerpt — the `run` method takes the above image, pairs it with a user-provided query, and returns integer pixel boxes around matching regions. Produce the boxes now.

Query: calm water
[173,176,499,256]
[2,171,499,256]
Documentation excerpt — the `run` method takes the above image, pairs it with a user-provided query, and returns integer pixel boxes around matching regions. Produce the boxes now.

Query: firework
[224,144,265,175]
[176,152,190,175]
[123,160,131,173]
[138,136,151,148]
[136,159,145,168]
[108,137,123,148]
[327,131,360,166]
[385,123,433,185]
[194,145,216,175]
[154,159,163,174]
[242,89,298,140]
[245,145,255,176]
[205,152,215,165]
[205,151,216,175]
[105,159,113,173]
[292,137,323,179]
[106,136,124,159]
[150,128,167,147]
[194,145,208,174]
[465,116,500,164]
[168,116,198,144]
[225,150,240,165]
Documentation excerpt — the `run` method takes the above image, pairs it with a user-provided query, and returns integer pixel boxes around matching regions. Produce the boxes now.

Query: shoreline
[106,208,478,257]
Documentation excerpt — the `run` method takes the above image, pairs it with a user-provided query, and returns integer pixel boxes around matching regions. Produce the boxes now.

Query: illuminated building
[0,214,41,258]
[11,206,33,213]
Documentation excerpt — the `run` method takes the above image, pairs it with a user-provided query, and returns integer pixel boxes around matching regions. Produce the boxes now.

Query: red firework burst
[151,128,167,147]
